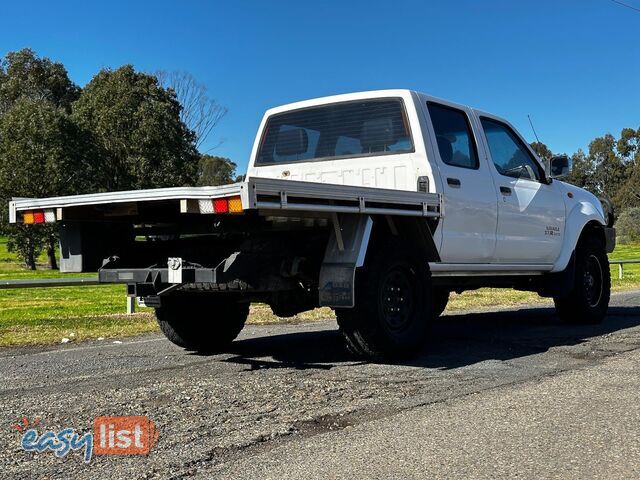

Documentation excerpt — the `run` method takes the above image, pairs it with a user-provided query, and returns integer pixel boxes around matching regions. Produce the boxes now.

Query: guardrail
[610,259,640,280]
[0,277,136,314]
[0,277,100,288]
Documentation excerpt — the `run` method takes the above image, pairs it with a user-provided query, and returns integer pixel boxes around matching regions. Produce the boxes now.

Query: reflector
[44,210,56,223]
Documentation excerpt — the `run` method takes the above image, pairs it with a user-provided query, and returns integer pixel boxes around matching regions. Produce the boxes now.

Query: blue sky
[1,0,639,173]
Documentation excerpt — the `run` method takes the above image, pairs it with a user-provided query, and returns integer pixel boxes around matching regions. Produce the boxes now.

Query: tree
[0,98,92,268]
[615,166,640,210]
[155,70,227,149]
[530,141,553,162]
[198,155,237,186]
[566,149,596,191]
[617,127,640,166]
[615,207,640,243]
[0,48,82,268]
[72,65,200,191]
[6,224,47,270]
[588,134,626,203]
[0,48,80,115]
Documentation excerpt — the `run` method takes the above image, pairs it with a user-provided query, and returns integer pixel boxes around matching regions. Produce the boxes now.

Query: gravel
[1,291,640,479]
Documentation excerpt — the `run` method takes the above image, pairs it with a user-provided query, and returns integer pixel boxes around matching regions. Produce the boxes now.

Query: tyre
[433,288,450,318]
[554,235,610,324]
[155,294,249,352]
[336,241,433,360]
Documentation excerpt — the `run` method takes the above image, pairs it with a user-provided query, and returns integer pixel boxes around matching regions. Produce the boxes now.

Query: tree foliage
[0,98,92,268]
[72,65,200,191]
[0,51,224,270]
[530,141,553,162]
[530,131,640,214]
[198,155,237,186]
[0,48,80,114]
[0,98,92,198]
[566,149,596,191]
[0,50,84,268]
[616,207,640,243]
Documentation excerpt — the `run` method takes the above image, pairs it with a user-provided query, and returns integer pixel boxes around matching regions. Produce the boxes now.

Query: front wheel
[336,242,433,360]
[155,294,249,352]
[554,236,610,324]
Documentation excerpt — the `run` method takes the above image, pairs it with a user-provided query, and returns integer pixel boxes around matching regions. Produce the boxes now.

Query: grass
[0,236,158,347]
[1,236,639,347]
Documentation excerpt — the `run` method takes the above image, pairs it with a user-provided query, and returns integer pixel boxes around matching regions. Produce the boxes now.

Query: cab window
[427,102,479,169]
[480,118,543,182]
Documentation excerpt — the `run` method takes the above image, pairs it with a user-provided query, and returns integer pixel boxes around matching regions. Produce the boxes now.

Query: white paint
[246,89,606,271]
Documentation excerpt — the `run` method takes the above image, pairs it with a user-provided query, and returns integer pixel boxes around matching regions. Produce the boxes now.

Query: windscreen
[255,98,414,165]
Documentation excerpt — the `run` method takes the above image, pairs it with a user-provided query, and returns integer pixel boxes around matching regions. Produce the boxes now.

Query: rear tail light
[227,196,243,213]
[212,196,242,214]
[22,209,56,225]
[213,198,229,214]
[33,211,45,224]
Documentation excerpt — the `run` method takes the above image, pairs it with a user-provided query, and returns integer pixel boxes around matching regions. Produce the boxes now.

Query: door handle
[447,177,461,188]
[500,186,512,195]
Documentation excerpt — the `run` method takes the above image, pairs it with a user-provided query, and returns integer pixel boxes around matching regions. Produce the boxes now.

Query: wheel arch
[367,216,441,263]
[319,215,439,308]
[551,201,607,273]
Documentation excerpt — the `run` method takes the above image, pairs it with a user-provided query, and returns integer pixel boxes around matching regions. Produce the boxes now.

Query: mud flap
[319,214,372,308]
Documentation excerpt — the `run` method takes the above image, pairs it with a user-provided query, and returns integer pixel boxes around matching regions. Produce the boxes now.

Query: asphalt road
[2,292,640,479]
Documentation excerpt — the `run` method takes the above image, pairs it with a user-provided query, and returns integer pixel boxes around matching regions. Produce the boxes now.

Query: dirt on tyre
[155,294,249,352]
[336,241,433,360]
[554,235,610,324]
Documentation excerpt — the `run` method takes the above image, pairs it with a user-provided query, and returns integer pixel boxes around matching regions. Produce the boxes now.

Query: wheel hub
[380,267,415,333]
[584,254,603,308]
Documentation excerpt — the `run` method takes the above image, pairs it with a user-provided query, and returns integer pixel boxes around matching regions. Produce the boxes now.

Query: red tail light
[33,211,45,224]
[213,198,229,214]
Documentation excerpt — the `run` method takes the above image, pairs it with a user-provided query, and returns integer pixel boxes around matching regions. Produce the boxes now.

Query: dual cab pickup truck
[9,90,616,359]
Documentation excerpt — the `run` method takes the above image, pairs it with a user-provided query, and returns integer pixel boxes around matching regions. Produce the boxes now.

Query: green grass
[0,236,157,346]
[1,236,640,347]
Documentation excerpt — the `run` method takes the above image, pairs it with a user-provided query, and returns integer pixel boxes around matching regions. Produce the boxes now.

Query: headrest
[360,117,395,150]
[436,135,453,164]
[276,128,308,156]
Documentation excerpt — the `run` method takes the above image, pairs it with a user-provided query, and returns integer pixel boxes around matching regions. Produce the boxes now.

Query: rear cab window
[427,102,479,170]
[256,98,414,165]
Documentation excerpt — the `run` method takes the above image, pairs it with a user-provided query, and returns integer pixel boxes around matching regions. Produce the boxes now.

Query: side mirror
[549,154,572,179]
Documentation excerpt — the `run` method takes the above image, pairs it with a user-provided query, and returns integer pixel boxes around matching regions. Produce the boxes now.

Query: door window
[480,118,543,182]
[427,103,479,169]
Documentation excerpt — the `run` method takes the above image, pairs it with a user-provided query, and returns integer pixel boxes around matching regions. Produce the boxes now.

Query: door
[425,102,498,263]
[478,115,565,264]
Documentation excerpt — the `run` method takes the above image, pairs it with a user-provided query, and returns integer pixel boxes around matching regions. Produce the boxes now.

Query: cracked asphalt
[2,291,640,479]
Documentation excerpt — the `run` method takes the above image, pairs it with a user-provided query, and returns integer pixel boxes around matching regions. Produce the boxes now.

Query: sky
[1,0,639,173]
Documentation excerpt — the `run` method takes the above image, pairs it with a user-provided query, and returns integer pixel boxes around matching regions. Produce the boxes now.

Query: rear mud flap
[319,214,372,308]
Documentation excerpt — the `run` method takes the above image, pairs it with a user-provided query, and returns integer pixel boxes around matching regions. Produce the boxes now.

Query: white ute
[9,90,616,359]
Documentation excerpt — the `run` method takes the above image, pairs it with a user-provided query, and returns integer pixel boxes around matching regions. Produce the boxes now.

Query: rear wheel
[336,242,433,360]
[433,288,450,318]
[554,235,610,324]
[155,294,249,352]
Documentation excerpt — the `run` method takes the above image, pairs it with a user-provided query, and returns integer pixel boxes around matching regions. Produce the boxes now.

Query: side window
[427,102,479,169]
[480,118,543,182]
